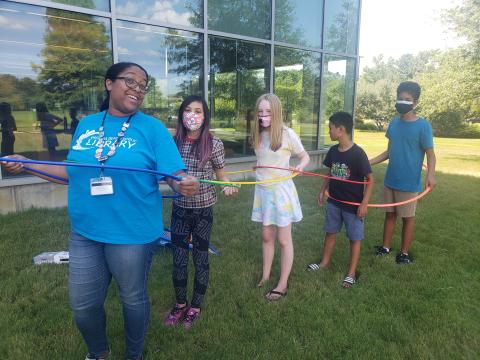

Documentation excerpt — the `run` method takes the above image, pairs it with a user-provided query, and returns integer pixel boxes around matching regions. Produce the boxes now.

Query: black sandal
[265,289,287,301]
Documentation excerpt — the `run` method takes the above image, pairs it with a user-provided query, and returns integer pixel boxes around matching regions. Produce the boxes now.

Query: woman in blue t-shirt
[1,62,199,360]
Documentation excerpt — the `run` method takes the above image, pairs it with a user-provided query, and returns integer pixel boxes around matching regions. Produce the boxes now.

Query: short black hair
[329,111,353,135]
[397,81,421,101]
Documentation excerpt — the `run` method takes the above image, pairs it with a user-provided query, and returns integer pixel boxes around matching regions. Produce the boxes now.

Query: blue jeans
[69,232,156,359]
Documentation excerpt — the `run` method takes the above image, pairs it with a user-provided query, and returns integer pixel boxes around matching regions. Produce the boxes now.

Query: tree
[0,75,42,110]
[418,49,480,120]
[362,51,438,85]
[324,0,359,53]
[357,51,439,128]
[34,6,112,112]
[443,0,480,60]
[356,79,396,130]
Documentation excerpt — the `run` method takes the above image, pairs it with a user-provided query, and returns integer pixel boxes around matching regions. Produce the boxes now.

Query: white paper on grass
[33,251,69,265]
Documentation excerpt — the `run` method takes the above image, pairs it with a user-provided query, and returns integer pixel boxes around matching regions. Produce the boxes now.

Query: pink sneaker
[183,308,200,329]
[164,305,188,326]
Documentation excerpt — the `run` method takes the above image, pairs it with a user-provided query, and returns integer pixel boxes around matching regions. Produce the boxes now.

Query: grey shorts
[324,202,364,241]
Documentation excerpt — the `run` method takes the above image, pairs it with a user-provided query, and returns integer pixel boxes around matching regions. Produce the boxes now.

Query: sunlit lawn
[0,132,479,359]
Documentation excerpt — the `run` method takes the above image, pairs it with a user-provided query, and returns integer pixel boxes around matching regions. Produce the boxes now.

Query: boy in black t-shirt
[306,112,374,288]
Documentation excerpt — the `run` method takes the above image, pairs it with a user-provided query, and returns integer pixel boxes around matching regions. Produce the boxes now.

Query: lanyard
[95,111,134,164]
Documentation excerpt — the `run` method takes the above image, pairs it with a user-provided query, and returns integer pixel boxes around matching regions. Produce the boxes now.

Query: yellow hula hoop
[206,172,299,185]
[224,169,256,175]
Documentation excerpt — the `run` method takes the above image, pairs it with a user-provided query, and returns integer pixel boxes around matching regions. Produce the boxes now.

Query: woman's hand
[176,175,200,196]
[0,155,27,174]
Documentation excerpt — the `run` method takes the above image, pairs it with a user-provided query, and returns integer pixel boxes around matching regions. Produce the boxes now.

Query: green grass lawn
[0,133,479,359]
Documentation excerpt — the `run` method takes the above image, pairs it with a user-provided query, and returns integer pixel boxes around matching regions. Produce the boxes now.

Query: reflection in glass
[116,21,203,129]
[321,55,356,146]
[275,0,323,48]
[42,0,110,11]
[208,0,271,39]
[209,36,270,157]
[0,1,112,177]
[323,0,359,54]
[0,102,17,156]
[116,0,203,28]
[274,47,320,150]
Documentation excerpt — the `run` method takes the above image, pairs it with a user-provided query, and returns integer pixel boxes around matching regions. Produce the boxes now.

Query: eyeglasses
[115,77,149,93]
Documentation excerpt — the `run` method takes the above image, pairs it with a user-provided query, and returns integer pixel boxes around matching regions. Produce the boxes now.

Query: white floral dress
[251,127,305,227]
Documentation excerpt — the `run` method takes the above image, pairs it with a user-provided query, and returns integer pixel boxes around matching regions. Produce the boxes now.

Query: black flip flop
[265,289,287,301]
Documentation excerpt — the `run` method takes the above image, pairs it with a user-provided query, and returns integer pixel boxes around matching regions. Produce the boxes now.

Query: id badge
[90,177,114,196]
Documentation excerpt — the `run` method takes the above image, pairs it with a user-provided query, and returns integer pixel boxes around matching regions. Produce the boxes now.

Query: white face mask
[258,115,271,128]
[182,111,204,131]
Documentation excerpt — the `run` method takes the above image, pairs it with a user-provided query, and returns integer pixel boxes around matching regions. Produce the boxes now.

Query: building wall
[0,0,361,212]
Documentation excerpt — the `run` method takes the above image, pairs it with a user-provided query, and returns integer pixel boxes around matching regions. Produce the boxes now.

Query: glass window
[208,0,271,39]
[0,1,112,178]
[320,55,356,146]
[323,0,359,54]
[274,46,321,150]
[275,0,323,48]
[116,0,203,28]
[116,21,203,130]
[42,0,109,11]
[209,36,270,157]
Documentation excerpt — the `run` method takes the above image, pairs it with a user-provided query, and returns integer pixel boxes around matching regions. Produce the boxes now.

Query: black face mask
[395,101,414,114]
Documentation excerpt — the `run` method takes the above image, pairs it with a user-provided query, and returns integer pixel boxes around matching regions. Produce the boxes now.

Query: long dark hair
[174,95,213,168]
[0,102,14,126]
[35,102,48,122]
[100,62,149,112]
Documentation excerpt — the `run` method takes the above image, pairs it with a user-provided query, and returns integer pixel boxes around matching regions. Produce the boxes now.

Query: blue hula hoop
[1,157,182,199]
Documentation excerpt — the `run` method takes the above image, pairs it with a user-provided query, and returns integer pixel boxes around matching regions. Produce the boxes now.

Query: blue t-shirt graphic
[67,111,185,244]
[385,117,433,192]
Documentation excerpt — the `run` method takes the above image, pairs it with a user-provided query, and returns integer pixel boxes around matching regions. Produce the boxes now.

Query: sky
[358,0,465,71]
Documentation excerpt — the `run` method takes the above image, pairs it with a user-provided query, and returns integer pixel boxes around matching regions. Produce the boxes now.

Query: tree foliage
[356,52,436,129]
[34,7,112,112]
[356,0,480,138]
[356,79,396,130]
[418,50,480,120]
[443,0,480,60]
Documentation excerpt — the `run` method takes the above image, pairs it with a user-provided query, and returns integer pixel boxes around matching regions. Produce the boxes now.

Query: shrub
[455,125,480,139]
[355,121,379,131]
[431,110,464,137]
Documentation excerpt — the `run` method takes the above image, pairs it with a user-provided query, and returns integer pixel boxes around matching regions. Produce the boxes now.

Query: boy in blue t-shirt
[307,112,374,288]
[370,81,436,264]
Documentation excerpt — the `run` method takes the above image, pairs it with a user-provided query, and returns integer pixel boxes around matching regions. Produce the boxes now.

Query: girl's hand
[222,186,239,197]
[177,175,200,196]
[294,164,305,173]
[0,155,27,174]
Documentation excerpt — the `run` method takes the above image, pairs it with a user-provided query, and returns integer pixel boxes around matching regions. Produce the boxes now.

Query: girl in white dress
[251,93,310,301]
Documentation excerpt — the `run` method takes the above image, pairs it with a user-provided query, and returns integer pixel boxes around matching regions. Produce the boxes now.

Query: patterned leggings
[171,204,213,309]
